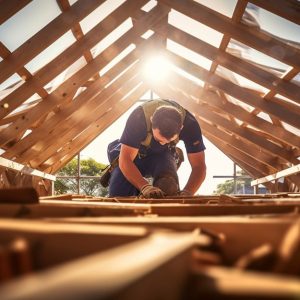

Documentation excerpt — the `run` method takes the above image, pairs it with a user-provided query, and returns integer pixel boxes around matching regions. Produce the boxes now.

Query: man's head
[151,106,183,145]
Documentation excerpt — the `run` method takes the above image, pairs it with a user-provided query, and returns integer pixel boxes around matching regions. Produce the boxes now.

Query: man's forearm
[183,167,206,195]
[119,159,148,191]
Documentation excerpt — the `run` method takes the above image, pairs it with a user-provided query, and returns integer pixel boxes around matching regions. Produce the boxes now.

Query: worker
[106,99,206,198]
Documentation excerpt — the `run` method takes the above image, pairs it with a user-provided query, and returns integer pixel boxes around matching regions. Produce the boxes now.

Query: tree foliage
[54,157,108,196]
[213,170,252,194]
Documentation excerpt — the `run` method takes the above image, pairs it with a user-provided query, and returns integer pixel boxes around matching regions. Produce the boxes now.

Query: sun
[142,55,171,83]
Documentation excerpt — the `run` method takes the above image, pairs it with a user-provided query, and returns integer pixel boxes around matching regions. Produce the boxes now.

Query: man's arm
[119,144,149,190]
[183,151,206,195]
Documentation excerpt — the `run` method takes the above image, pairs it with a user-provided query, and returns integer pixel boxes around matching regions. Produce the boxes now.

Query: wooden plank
[149,202,300,216]
[152,84,291,181]
[2,47,140,160]
[147,52,300,151]
[46,83,147,173]
[199,90,300,149]
[164,49,300,129]
[204,0,247,90]
[200,122,300,188]
[205,133,297,186]
[156,23,300,104]
[190,265,300,299]
[28,68,143,168]
[43,215,296,262]
[204,134,272,177]
[33,76,144,169]
[0,42,48,98]
[0,3,169,149]
[249,0,300,25]
[0,188,38,204]
[0,0,106,84]
[0,202,150,218]
[56,0,100,81]
[199,121,281,171]
[0,157,56,181]
[158,0,300,68]
[16,38,153,166]
[150,71,299,165]
[154,80,300,185]
[0,0,31,25]
[0,231,195,300]
[0,0,148,120]
[231,156,275,191]
[251,164,300,186]
[3,33,161,162]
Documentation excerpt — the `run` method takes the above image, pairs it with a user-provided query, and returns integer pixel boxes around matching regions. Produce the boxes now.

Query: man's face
[152,128,179,145]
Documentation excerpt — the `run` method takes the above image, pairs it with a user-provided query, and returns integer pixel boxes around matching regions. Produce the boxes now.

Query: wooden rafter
[0,0,32,25]
[158,0,300,68]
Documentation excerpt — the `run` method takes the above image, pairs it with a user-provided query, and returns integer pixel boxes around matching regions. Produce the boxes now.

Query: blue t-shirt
[120,103,205,155]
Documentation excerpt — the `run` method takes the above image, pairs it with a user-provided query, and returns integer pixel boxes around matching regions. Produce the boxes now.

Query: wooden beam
[0,230,195,300]
[30,71,140,169]
[0,0,148,121]
[56,0,100,81]
[151,84,274,175]
[163,49,300,129]
[2,45,140,160]
[0,0,106,84]
[226,155,275,191]
[46,83,147,173]
[0,3,169,149]
[151,70,298,165]
[200,90,300,149]
[155,23,300,104]
[200,122,300,188]
[0,42,48,98]
[0,0,31,25]
[199,121,281,171]
[249,0,300,25]
[158,0,300,68]
[0,0,146,122]
[28,66,143,168]
[251,164,300,186]
[204,0,247,90]
[150,75,297,163]
[0,157,56,181]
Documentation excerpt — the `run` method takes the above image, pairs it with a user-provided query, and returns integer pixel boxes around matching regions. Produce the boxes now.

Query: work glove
[140,184,165,198]
[178,189,192,196]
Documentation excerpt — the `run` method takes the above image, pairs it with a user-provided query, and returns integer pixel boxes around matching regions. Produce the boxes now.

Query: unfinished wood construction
[0,192,300,299]
[0,0,299,193]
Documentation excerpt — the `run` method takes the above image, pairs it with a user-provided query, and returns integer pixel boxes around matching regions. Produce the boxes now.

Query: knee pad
[153,176,178,196]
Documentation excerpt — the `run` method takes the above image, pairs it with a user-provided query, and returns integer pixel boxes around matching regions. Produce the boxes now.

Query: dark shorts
[107,140,178,197]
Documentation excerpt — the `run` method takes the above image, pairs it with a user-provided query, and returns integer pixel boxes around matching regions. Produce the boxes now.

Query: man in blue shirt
[107,99,206,198]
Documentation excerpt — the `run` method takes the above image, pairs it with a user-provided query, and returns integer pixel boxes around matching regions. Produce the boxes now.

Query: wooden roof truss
[0,0,299,191]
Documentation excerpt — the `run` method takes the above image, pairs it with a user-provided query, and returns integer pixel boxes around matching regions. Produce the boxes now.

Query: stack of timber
[0,189,300,299]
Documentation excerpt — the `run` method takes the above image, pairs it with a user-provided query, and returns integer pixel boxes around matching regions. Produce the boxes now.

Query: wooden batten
[156,24,300,104]
[0,0,32,25]
[150,76,298,165]
[158,0,300,68]
[164,50,300,128]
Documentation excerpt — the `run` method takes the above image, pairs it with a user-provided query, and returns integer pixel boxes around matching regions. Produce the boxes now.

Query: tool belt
[99,156,119,187]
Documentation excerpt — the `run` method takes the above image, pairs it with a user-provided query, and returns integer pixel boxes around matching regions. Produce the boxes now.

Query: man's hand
[140,184,165,198]
[178,189,192,196]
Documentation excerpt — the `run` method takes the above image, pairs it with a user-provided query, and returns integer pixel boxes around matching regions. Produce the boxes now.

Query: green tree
[213,170,252,194]
[54,158,109,196]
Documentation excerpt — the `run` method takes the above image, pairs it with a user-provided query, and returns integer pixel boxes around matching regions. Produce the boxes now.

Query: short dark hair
[152,106,183,139]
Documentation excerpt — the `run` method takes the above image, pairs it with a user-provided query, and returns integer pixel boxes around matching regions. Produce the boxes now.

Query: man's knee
[153,174,178,196]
